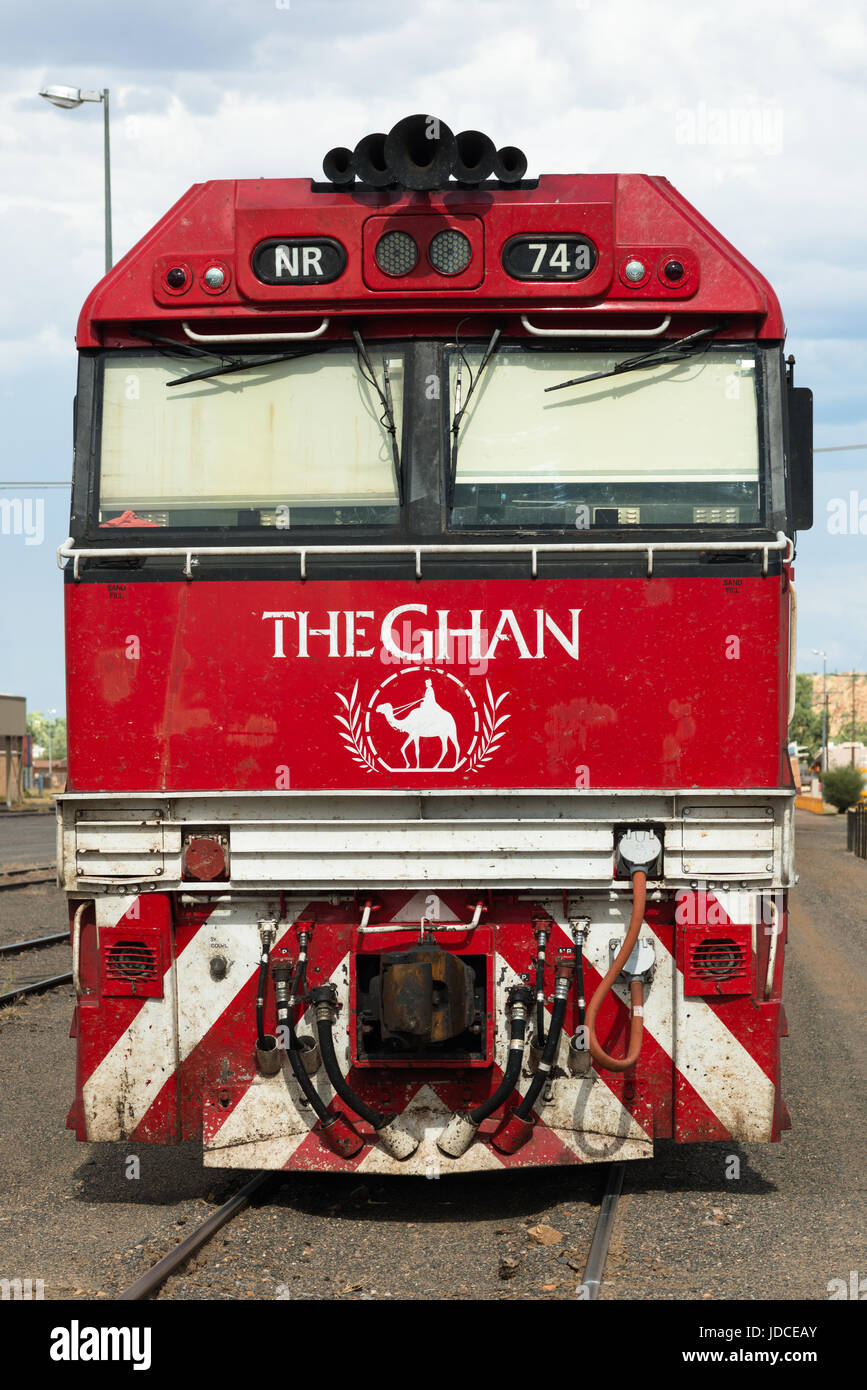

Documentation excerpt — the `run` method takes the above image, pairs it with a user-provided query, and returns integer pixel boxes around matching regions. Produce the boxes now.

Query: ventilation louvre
[106,940,158,982]
[682,922,752,996]
[100,928,164,998]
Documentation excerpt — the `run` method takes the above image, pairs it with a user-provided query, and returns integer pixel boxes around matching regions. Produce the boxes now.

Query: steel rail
[0,972,73,1006]
[0,932,67,956]
[581,1162,625,1301]
[0,876,57,893]
[116,1171,274,1301]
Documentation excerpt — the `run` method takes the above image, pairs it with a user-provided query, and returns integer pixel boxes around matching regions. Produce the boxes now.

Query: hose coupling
[437,1112,479,1158]
[553,963,573,998]
[259,917,277,949]
[491,1108,535,1155]
[507,983,533,1019]
[256,1035,282,1076]
[294,1033,321,1075]
[375,1114,420,1161]
[272,962,293,1005]
[310,983,338,1024]
[319,1110,365,1159]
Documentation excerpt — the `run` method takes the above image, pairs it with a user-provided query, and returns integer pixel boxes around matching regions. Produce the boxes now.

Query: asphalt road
[0,808,864,1301]
[0,809,56,871]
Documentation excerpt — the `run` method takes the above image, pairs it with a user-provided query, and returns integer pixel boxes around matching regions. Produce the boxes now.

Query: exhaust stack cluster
[323,114,528,191]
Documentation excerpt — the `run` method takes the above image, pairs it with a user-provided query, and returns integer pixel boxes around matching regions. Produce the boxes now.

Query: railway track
[0,865,56,892]
[117,1172,274,1301]
[116,1161,626,1301]
[0,866,70,1005]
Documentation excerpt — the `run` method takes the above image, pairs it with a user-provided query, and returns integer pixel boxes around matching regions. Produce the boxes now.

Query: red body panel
[76,173,783,346]
[65,576,789,793]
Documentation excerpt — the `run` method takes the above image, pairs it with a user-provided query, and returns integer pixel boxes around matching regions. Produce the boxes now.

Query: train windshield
[448,344,764,528]
[97,347,404,528]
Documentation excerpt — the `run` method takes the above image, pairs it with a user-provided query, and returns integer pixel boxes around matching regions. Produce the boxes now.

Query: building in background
[0,694,27,806]
[31,758,67,794]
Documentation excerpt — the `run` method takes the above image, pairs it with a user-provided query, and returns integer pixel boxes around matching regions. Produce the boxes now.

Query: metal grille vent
[689,937,747,982]
[106,940,158,982]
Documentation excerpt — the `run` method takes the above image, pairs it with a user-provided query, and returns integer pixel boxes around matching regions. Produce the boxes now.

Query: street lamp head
[40,84,84,109]
[40,85,104,108]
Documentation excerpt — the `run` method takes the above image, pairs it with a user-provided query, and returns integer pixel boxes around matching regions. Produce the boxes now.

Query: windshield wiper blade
[452,326,502,439]
[166,343,337,387]
[449,325,502,497]
[543,321,729,393]
[352,329,402,504]
[130,327,239,363]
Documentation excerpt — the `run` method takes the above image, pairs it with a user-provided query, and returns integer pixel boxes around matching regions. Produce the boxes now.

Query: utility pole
[813,649,828,773]
[853,671,857,766]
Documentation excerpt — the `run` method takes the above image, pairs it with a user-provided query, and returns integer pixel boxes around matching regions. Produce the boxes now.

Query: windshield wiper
[352,329,402,504]
[449,325,502,496]
[543,321,729,394]
[131,327,238,363]
[165,342,338,387]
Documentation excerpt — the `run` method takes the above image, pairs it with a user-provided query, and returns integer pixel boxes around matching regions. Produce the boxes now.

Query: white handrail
[72,901,87,997]
[521,313,671,338]
[182,319,330,343]
[57,533,793,581]
[764,896,780,1001]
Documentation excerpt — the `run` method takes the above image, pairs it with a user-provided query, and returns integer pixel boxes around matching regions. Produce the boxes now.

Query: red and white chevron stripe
[68,888,786,1173]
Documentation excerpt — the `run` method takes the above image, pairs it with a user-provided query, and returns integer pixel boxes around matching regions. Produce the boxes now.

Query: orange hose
[585,870,647,1072]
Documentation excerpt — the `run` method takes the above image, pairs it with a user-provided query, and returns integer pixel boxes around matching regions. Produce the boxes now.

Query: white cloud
[2,0,867,701]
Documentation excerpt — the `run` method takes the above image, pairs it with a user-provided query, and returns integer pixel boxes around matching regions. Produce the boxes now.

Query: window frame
[444,337,776,535]
[76,342,413,542]
[69,336,787,549]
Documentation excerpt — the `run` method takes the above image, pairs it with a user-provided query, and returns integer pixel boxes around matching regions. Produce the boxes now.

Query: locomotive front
[58,117,812,1173]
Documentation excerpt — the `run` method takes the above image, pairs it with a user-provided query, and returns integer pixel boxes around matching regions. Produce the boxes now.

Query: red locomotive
[59,116,812,1173]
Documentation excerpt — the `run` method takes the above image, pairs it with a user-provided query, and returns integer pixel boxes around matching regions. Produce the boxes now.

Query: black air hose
[469,985,532,1124]
[515,964,571,1120]
[255,922,276,1050]
[273,956,333,1126]
[534,926,548,1048]
[312,987,387,1130]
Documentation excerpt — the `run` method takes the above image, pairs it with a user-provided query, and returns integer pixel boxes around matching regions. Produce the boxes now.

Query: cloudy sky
[2,0,866,714]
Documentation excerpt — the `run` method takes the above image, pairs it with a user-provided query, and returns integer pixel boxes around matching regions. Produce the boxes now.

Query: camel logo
[335,668,510,774]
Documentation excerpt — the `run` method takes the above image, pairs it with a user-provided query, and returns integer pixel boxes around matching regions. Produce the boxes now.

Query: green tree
[789,674,822,756]
[26,711,67,760]
[821,765,864,812]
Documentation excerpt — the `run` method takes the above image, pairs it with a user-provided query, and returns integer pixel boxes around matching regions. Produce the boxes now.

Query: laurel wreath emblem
[334,681,377,772]
[465,681,510,771]
[335,678,509,774]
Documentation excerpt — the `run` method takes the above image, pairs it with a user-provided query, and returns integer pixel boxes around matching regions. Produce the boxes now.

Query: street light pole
[39,84,113,273]
[47,708,57,784]
[102,88,112,273]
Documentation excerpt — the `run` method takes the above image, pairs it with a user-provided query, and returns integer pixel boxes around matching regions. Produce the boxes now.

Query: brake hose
[468,985,532,1125]
[514,963,572,1120]
[255,921,276,1051]
[534,925,548,1048]
[273,955,333,1125]
[312,988,388,1130]
[584,869,647,1072]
